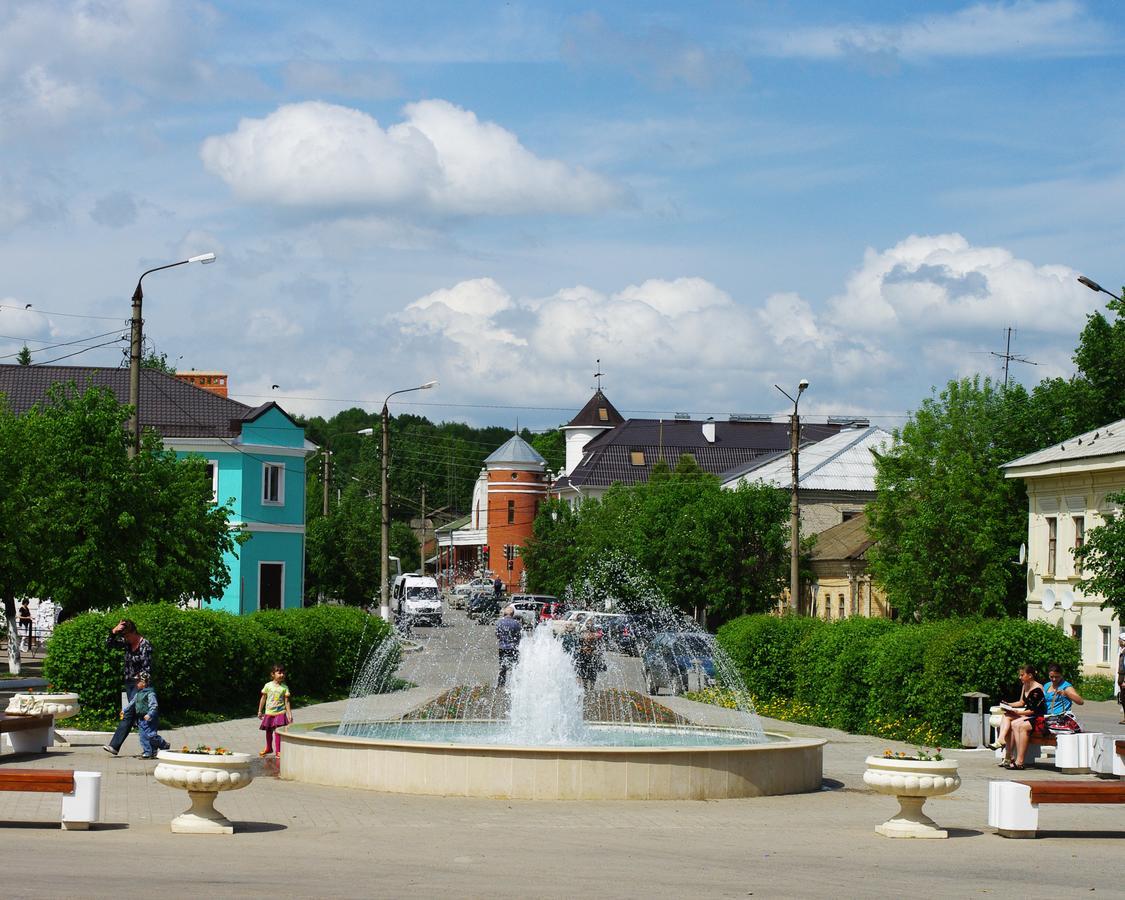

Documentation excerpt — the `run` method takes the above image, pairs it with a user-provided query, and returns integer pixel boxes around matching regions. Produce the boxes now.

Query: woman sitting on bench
[997,664,1048,771]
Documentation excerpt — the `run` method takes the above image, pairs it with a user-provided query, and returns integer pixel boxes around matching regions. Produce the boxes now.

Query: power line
[0,303,127,322]
[33,337,128,366]
[1,328,127,360]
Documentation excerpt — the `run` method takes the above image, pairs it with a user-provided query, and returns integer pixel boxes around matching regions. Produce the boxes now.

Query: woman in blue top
[1044,663,1084,715]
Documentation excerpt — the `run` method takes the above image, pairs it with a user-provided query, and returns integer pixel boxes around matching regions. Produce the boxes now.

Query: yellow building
[807,512,892,621]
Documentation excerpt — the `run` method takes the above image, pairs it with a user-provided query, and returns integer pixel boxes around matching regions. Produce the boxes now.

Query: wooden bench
[0,712,53,755]
[0,768,102,829]
[989,779,1125,838]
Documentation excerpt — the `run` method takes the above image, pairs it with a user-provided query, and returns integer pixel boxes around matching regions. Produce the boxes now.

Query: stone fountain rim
[282,720,825,756]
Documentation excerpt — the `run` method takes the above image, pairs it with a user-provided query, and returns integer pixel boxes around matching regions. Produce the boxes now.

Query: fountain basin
[279,721,824,800]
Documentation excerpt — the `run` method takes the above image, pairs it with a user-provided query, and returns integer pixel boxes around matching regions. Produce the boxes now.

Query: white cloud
[756,1,1106,63]
[200,99,626,219]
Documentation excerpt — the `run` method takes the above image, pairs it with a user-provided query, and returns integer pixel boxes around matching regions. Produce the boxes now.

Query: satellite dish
[1027,569,1036,593]
[1018,543,1026,565]
[1059,589,1074,611]
[1042,588,1056,612]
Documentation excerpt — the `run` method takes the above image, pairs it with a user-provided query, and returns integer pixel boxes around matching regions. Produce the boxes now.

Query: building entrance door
[259,562,283,610]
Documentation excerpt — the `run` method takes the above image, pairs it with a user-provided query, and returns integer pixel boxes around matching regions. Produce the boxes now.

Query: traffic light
[482,545,490,567]
[504,544,514,569]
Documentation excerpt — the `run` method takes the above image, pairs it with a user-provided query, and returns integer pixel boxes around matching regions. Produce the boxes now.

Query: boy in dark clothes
[130,672,170,759]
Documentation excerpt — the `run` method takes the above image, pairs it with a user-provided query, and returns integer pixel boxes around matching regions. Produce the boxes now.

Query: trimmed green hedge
[716,614,1081,743]
[43,604,397,721]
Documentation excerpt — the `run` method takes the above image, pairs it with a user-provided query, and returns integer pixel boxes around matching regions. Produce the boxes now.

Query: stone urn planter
[6,691,81,720]
[863,754,961,839]
[153,750,254,834]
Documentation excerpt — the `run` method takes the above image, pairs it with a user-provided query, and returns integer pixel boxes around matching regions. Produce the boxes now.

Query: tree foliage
[16,345,31,365]
[521,458,789,624]
[0,384,238,630]
[1075,491,1125,624]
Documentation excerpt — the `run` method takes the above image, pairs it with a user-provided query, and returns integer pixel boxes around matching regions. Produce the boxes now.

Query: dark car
[642,632,716,695]
[467,592,500,622]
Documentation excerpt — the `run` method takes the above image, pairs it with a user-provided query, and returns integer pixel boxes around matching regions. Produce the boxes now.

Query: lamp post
[128,253,216,457]
[317,430,373,516]
[1077,275,1124,303]
[775,379,809,615]
[371,381,437,622]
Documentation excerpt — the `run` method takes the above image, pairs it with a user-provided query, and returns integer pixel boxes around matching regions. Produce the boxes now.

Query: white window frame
[258,561,286,611]
[1102,626,1112,663]
[204,459,219,503]
[262,462,285,506]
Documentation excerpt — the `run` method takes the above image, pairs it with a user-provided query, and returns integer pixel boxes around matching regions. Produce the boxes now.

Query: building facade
[1003,419,1125,675]
[806,512,892,621]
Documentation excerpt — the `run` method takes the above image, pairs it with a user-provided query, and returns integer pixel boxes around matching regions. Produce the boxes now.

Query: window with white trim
[1046,516,1057,576]
[1072,515,1085,574]
[1102,626,1112,663]
[262,463,284,505]
[204,460,218,503]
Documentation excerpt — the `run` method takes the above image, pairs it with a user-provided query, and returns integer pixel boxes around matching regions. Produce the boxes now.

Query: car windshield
[669,636,711,656]
[407,587,439,600]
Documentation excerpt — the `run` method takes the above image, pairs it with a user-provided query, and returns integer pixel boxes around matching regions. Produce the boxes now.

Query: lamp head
[420,380,438,390]
[188,252,217,265]
[1077,275,1102,293]
[797,379,809,393]
[357,427,374,436]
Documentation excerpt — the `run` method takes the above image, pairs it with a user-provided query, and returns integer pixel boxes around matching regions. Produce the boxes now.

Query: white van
[391,575,443,626]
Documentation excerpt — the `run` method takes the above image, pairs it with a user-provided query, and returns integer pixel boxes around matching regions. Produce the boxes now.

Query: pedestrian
[493,576,503,600]
[17,599,33,650]
[103,618,153,756]
[574,624,605,692]
[257,663,292,758]
[496,605,522,688]
[1116,632,1125,725]
[129,672,170,759]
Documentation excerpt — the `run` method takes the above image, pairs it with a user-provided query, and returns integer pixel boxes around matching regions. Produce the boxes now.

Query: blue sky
[1,1,1123,430]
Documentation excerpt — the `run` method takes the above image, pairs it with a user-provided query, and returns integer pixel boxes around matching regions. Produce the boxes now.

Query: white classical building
[1003,419,1125,674]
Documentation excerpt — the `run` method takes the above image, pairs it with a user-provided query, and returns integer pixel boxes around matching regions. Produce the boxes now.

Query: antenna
[593,359,604,392]
[990,327,1038,387]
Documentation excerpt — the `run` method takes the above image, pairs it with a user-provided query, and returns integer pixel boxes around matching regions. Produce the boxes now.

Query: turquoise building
[0,365,315,613]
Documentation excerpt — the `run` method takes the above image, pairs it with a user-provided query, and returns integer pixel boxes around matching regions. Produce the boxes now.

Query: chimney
[175,370,229,398]
[702,419,716,443]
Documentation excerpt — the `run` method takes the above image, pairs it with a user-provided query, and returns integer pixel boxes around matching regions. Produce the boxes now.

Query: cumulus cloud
[756,1,1106,64]
[389,234,1094,416]
[200,99,626,219]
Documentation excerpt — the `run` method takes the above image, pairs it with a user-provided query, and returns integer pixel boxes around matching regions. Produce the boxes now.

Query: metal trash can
[961,691,990,748]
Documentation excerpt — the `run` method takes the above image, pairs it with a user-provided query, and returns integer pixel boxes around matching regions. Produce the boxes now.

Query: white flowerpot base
[875,796,948,839]
[170,790,235,835]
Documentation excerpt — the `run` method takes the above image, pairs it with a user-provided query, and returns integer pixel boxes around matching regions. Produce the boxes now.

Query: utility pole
[775,380,809,615]
[990,327,1037,387]
[420,484,427,576]
[322,450,331,516]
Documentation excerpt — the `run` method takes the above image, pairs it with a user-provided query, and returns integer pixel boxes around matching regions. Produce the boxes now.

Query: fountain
[280,591,825,800]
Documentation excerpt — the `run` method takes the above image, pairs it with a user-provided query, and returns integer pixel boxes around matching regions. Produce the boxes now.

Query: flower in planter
[178,744,235,755]
[882,746,944,762]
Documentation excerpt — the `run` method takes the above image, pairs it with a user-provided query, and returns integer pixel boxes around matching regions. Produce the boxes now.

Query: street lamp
[317,429,374,516]
[1077,275,1124,302]
[374,381,437,622]
[128,252,216,457]
[775,379,809,615]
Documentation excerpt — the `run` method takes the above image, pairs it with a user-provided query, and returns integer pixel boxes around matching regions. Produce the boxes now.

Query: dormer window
[630,450,645,466]
[598,407,608,421]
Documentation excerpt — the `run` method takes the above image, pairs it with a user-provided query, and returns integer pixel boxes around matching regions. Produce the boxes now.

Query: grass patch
[1076,674,1116,702]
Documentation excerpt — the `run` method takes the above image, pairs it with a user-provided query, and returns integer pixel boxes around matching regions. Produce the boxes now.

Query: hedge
[716,614,1081,743]
[43,604,398,721]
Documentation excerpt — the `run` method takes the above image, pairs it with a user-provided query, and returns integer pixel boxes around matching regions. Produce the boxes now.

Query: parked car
[641,632,716,695]
[391,574,443,626]
[509,598,545,629]
[583,612,638,654]
[537,598,567,622]
[467,591,501,622]
[548,610,594,636]
[454,577,494,598]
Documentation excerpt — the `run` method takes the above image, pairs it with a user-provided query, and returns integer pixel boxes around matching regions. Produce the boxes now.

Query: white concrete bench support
[1090,734,1125,778]
[1055,732,1101,774]
[60,771,102,831]
[988,780,1038,838]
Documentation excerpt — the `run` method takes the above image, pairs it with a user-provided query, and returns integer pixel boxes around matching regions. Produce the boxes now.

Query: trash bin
[961,691,990,748]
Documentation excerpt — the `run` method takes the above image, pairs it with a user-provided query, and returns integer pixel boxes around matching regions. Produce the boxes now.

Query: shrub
[716,614,824,699]
[44,603,396,721]
[1076,674,1115,702]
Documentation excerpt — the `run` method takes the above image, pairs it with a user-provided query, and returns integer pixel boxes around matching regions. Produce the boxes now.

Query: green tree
[1075,491,1125,623]
[141,350,177,374]
[16,345,31,365]
[867,376,1037,620]
[529,428,565,473]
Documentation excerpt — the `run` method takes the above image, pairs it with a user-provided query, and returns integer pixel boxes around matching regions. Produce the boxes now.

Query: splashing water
[507,627,585,745]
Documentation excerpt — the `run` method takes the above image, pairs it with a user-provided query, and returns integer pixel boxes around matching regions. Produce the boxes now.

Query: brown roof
[809,512,875,561]
[560,418,843,489]
[565,390,625,428]
[0,364,261,438]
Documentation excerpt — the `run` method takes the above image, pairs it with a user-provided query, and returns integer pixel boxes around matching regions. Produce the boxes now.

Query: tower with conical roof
[561,388,624,476]
[484,433,547,591]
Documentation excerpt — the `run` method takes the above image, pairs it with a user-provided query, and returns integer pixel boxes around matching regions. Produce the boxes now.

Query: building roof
[565,389,625,429]
[1002,417,1125,471]
[0,364,279,439]
[557,418,844,490]
[721,425,892,492]
[484,433,547,468]
[809,512,875,562]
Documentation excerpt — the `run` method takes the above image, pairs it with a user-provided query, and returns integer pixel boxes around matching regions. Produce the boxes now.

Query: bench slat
[0,713,53,734]
[1021,780,1125,805]
[1116,740,1124,755]
[0,768,75,793]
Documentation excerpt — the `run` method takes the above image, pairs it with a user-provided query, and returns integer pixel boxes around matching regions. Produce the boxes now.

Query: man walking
[1116,632,1125,725]
[496,605,522,689]
[103,619,153,756]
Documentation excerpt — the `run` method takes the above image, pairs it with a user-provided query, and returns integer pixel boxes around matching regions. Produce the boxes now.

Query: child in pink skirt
[257,663,292,757]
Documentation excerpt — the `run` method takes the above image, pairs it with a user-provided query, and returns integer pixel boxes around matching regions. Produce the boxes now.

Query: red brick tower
[484,434,548,592]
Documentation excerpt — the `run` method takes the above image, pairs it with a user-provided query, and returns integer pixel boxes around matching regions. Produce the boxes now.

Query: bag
[1045,712,1082,734]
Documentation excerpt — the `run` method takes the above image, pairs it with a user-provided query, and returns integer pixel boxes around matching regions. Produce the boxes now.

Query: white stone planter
[6,692,80,720]
[153,751,254,834]
[863,755,961,839]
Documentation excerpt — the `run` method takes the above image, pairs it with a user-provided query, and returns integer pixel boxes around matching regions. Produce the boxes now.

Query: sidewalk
[2,692,1122,899]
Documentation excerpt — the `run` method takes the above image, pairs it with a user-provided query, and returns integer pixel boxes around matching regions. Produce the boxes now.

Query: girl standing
[257,664,292,758]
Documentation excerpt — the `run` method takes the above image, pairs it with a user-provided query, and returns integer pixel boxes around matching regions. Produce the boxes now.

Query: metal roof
[565,389,625,429]
[560,418,844,489]
[1003,417,1125,470]
[809,512,875,561]
[0,364,266,438]
[722,426,891,492]
[484,433,547,468]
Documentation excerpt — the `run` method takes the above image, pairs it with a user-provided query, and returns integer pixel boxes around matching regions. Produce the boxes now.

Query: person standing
[1116,632,1125,725]
[496,605,522,688]
[257,663,292,758]
[130,672,170,759]
[102,619,153,757]
[17,600,33,651]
